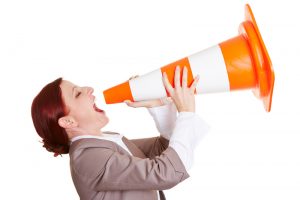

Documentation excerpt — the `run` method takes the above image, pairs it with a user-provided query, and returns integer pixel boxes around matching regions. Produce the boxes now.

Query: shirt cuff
[147,102,176,115]
[147,103,177,140]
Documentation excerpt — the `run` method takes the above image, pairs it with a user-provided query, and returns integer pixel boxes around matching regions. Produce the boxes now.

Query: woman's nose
[85,87,94,95]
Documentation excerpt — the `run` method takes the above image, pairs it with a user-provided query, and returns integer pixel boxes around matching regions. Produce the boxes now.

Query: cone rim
[241,4,275,112]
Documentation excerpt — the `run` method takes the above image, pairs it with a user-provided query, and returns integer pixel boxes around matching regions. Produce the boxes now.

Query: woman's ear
[58,116,78,129]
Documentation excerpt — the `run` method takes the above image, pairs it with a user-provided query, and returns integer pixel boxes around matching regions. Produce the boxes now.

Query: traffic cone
[103,4,275,112]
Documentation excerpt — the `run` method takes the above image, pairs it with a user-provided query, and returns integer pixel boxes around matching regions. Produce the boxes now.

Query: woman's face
[60,80,109,133]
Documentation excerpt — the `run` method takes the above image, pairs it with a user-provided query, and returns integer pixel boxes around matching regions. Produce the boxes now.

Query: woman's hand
[162,66,199,113]
[124,75,173,108]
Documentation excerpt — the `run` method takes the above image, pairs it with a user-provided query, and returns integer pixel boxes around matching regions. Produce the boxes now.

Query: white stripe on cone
[188,45,230,94]
[129,69,167,101]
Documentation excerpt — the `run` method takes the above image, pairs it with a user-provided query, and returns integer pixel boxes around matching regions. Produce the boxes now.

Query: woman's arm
[169,111,210,170]
[121,65,209,179]
[71,145,189,191]
[130,136,169,159]
[130,102,176,158]
[146,102,177,140]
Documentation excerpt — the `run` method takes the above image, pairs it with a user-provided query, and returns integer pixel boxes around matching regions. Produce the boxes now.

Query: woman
[31,66,209,200]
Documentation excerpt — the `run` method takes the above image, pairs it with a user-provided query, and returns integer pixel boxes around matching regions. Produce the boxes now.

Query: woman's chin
[98,116,109,128]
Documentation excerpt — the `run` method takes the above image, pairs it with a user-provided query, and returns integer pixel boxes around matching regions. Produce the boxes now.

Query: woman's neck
[67,127,103,140]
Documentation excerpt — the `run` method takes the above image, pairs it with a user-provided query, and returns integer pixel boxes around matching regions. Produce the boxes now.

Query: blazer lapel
[122,136,147,158]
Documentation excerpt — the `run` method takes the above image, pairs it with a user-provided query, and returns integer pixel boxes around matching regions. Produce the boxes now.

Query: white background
[1,0,299,199]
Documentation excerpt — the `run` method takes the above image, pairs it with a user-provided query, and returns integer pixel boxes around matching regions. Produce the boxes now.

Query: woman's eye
[76,92,81,98]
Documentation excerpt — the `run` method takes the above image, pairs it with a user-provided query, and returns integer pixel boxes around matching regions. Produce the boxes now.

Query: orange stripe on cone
[160,57,194,96]
[103,81,133,104]
[219,35,256,91]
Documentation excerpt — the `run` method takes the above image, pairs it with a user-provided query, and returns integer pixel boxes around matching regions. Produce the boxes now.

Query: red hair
[31,78,69,157]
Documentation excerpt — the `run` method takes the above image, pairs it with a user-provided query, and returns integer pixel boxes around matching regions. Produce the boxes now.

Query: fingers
[160,97,173,105]
[124,100,145,108]
[163,66,191,93]
[162,72,174,94]
[129,75,139,80]
[174,66,181,89]
[124,99,162,108]
[190,75,200,93]
[182,66,188,88]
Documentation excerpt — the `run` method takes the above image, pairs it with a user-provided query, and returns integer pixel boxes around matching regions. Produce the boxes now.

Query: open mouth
[93,103,104,113]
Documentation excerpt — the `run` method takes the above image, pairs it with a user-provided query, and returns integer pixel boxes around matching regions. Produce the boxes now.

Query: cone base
[239,4,275,112]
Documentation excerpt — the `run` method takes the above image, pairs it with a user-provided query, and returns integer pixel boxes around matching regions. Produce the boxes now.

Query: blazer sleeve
[130,136,169,159]
[128,103,175,158]
[72,146,189,191]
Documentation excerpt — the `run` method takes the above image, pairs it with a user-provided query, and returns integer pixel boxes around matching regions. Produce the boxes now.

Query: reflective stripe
[188,45,230,94]
[129,69,167,101]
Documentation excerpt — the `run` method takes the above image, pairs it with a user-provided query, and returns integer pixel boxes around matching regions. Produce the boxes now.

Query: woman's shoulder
[69,139,117,177]
[70,137,117,153]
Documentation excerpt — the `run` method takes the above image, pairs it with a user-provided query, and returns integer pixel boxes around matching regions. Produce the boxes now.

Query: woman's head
[31,78,69,156]
[31,78,109,156]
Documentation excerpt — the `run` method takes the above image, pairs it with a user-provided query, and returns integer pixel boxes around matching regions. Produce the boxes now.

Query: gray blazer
[69,132,189,200]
